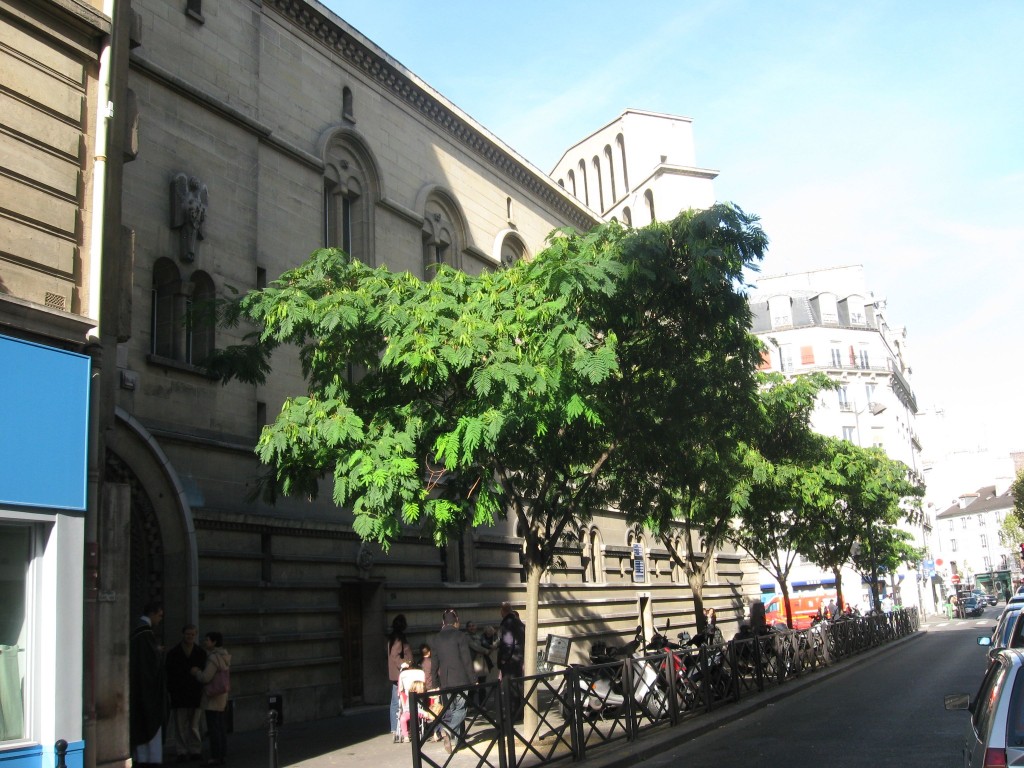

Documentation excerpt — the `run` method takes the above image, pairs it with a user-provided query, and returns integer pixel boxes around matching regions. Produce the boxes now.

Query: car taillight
[983,747,1008,767]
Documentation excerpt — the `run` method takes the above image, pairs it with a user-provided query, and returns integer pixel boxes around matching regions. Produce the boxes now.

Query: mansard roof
[935,485,1015,519]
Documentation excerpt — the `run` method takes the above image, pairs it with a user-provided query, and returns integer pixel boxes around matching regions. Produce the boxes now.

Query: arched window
[578,159,589,206]
[421,189,468,277]
[567,169,576,197]
[342,87,354,122]
[616,133,629,192]
[320,127,381,265]
[187,270,216,365]
[604,144,616,202]
[498,231,528,268]
[592,156,604,212]
[151,258,181,359]
[622,206,632,227]
[506,196,515,225]
[588,528,604,584]
[644,189,656,222]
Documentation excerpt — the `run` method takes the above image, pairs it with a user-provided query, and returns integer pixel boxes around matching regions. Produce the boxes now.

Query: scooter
[566,627,666,720]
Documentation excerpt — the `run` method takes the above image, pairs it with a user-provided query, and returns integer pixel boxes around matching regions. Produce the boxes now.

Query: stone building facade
[2,1,752,764]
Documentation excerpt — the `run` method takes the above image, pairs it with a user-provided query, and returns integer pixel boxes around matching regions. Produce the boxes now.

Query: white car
[946,648,1024,767]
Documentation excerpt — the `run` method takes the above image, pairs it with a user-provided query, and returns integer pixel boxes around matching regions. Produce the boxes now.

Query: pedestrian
[431,608,475,754]
[703,607,718,638]
[396,661,425,743]
[465,621,494,706]
[165,623,207,762]
[419,643,434,690]
[191,631,231,767]
[130,601,166,768]
[749,600,767,635]
[497,601,525,719]
[386,615,412,740]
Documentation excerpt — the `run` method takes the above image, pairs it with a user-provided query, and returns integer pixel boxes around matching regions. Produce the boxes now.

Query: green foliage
[208,204,769,586]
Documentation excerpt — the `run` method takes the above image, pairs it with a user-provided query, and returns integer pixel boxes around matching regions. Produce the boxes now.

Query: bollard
[55,739,68,768]
[267,709,280,768]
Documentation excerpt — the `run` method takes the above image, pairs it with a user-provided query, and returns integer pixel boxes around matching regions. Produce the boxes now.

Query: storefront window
[0,525,30,742]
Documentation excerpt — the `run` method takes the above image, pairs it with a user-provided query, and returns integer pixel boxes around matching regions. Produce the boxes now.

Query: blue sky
[324,1,1024,464]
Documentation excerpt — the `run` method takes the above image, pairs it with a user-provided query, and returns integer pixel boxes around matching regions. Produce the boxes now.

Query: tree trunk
[832,567,845,614]
[687,569,707,632]
[779,582,794,629]
[522,559,542,736]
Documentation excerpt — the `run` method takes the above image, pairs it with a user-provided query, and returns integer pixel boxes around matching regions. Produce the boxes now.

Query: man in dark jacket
[431,608,475,753]
[165,623,207,760]
[497,601,525,718]
[130,602,166,767]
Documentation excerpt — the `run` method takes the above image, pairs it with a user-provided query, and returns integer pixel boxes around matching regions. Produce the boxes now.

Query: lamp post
[853,400,887,447]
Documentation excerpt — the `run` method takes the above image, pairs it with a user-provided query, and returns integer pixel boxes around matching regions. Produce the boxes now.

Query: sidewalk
[226,630,925,768]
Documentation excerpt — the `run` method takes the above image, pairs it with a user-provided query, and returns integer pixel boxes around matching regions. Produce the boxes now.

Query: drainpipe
[84,0,116,765]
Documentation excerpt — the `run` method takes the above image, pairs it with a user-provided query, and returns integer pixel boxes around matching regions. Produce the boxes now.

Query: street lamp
[853,400,887,447]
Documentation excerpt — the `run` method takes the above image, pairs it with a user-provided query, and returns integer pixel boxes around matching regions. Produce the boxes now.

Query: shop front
[0,335,89,768]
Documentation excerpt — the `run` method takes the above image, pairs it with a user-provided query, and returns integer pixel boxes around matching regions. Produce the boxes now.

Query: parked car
[946,648,1024,767]
[974,590,998,607]
[979,606,1024,664]
[962,596,986,618]
[999,595,1024,619]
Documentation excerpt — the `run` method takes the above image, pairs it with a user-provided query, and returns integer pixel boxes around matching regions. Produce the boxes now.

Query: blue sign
[0,335,90,511]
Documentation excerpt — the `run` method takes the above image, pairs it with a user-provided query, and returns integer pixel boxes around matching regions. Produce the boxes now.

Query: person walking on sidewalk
[432,608,475,754]
[191,631,231,767]
[166,623,206,762]
[497,602,525,720]
[386,615,412,740]
[130,602,166,768]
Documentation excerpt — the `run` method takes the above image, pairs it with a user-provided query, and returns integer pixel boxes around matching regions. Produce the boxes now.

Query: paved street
[632,607,1000,768]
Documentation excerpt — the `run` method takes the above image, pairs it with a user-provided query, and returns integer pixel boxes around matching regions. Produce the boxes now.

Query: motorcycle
[655,626,732,710]
[565,627,666,721]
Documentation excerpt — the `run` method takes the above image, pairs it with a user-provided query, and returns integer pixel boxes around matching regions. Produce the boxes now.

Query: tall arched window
[644,189,656,222]
[588,528,604,584]
[342,87,354,122]
[187,270,216,365]
[604,144,616,202]
[622,206,632,227]
[567,169,576,197]
[578,159,589,206]
[616,133,629,193]
[320,127,381,265]
[151,258,181,359]
[592,156,604,212]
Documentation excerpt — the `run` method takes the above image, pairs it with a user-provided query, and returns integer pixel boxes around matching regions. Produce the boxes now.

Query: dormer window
[768,295,792,327]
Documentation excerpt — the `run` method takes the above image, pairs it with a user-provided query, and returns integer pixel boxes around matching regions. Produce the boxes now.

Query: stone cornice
[268,0,598,233]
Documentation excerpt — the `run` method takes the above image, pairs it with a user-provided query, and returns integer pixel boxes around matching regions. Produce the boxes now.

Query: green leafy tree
[838,447,924,611]
[210,205,768,714]
[728,372,838,628]
[798,438,890,614]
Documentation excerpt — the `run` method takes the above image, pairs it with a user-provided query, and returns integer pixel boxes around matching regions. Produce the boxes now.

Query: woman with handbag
[191,631,231,767]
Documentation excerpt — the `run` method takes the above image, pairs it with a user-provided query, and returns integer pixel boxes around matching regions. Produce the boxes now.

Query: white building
[747,266,933,614]
[550,109,718,226]
[933,483,1017,596]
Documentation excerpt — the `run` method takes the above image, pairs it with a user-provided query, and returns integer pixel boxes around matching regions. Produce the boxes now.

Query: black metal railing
[411,609,918,768]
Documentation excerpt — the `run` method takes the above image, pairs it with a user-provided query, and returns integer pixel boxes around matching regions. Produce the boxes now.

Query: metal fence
[410,609,918,768]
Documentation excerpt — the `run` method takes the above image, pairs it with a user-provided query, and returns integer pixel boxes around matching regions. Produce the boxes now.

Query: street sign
[632,543,645,583]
